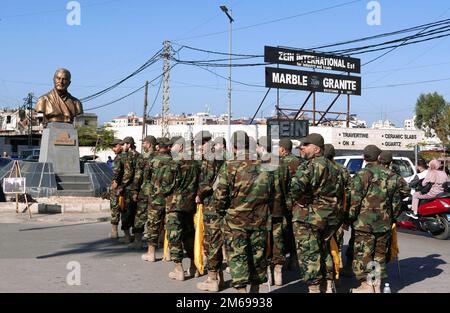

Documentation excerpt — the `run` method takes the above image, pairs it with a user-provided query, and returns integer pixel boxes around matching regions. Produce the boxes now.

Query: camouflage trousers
[345,226,355,266]
[352,230,391,282]
[293,222,334,284]
[147,205,166,246]
[110,194,121,225]
[166,211,195,263]
[284,213,298,264]
[133,193,149,234]
[224,223,268,288]
[203,212,224,272]
[122,189,136,231]
[269,216,285,266]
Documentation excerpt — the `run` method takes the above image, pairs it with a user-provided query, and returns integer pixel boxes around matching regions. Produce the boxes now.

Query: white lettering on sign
[323,78,357,91]
[342,132,369,138]
[278,51,295,62]
[296,55,346,69]
[272,72,308,86]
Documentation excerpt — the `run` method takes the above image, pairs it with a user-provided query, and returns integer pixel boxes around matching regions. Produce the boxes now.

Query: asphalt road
[0,220,448,293]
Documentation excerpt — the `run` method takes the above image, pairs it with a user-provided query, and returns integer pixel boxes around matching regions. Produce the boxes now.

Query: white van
[334,155,417,183]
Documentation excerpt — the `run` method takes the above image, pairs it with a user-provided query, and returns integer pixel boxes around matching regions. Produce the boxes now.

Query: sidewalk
[0,197,111,224]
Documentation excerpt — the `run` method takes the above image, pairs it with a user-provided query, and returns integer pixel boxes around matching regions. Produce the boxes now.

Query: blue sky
[1,0,449,126]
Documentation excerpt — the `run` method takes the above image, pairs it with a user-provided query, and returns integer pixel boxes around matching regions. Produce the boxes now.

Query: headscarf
[423,159,448,185]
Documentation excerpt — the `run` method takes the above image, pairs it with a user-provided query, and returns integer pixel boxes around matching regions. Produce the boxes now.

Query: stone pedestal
[39,122,80,174]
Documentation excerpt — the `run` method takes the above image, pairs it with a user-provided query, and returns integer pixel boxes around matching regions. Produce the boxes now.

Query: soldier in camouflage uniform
[290,134,345,293]
[349,146,410,293]
[118,137,140,244]
[279,138,304,276]
[128,135,157,249]
[141,137,177,262]
[110,138,124,239]
[256,136,290,287]
[323,144,351,277]
[214,131,274,293]
[166,136,200,281]
[195,131,226,292]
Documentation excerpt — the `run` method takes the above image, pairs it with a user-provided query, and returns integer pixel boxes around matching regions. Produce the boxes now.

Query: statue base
[39,122,80,174]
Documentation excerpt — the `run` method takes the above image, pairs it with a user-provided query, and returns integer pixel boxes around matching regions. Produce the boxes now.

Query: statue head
[53,68,71,93]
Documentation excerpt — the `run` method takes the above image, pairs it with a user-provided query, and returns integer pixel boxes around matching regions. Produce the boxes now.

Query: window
[335,159,346,165]
[347,158,364,174]
[392,159,414,178]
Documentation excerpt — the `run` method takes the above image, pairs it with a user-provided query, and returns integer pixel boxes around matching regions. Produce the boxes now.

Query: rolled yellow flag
[194,204,205,275]
[163,229,169,261]
[390,223,399,262]
[330,237,341,280]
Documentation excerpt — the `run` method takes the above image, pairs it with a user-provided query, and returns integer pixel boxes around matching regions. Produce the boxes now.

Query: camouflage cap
[363,144,381,162]
[323,144,336,160]
[379,150,393,164]
[194,130,212,144]
[171,136,185,145]
[142,135,157,146]
[157,137,171,147]
[122,136,135,145]
[111,138,123,146]
[279,138,293,151]
[301,133,324,150]
[232,131,249,149]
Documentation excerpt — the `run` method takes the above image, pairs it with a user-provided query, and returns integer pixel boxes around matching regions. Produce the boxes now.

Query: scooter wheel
[431,215,450,240]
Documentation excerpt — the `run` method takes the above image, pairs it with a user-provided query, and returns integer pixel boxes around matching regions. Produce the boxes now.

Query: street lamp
[220,5,233,152]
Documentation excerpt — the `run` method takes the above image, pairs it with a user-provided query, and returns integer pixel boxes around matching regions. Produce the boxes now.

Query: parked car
[23,155,39,162]
[334,155,417,183]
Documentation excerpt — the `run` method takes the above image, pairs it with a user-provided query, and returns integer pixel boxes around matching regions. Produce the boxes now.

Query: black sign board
[267,119,309,140]
[265,67,361,95]
[265,46,361,73]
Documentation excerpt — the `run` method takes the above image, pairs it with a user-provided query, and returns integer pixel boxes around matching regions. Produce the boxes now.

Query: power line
[147,77,163,115]
[85,64,177,111]
[174,0,363,41]
[363,76,450,90]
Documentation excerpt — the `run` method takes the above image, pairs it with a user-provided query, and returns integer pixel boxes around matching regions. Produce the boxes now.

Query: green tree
[415,92,449,142]
[436,105,450,146]
[76,125,115,151]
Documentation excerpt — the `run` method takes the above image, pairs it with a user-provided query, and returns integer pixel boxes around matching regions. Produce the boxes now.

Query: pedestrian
[195,130,225,292]
[290,134,345,293]
[109,138,124,239]
[349,145,400,293]
[214,131,274,293]
[107,156,113,169]
[128,135,157,250]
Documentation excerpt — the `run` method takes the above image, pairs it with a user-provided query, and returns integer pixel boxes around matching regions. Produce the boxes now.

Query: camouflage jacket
[261,157,290,217]
[168,158,200,213]
[281,153,303,211]
[334,161,352,222]
[147,151,177,207]
[130,151,155,196]
[291,155,345,230]
[197,158,222,211]
[385,166,411,220]
[120,150,140,190]
[213,152,274,230]
[349,163,400,233]
[112,153,124,185]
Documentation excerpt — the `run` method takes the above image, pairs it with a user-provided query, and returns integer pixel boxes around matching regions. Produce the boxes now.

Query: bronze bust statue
[35,68,83,126]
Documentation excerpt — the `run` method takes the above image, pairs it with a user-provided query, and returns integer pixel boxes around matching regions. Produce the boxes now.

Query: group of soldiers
[109,130,410,293]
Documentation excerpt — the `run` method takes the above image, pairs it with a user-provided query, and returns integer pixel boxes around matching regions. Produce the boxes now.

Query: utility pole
[141,80,149,148]
[162,40,172,138]
[26,93,33,147]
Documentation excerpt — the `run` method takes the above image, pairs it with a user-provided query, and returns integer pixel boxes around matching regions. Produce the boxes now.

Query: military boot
[141,245,156,262]
[119,229,132,244]
[249,284,260,293]
[308,283,321,293]
[110,224,119,239]
[274,264,283,286]
[196,271,219,292]
[218,270,225,289]
[128,232,143,249]
[351,281,375,293]
[168,262,185,281]
[321,279,335,293]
